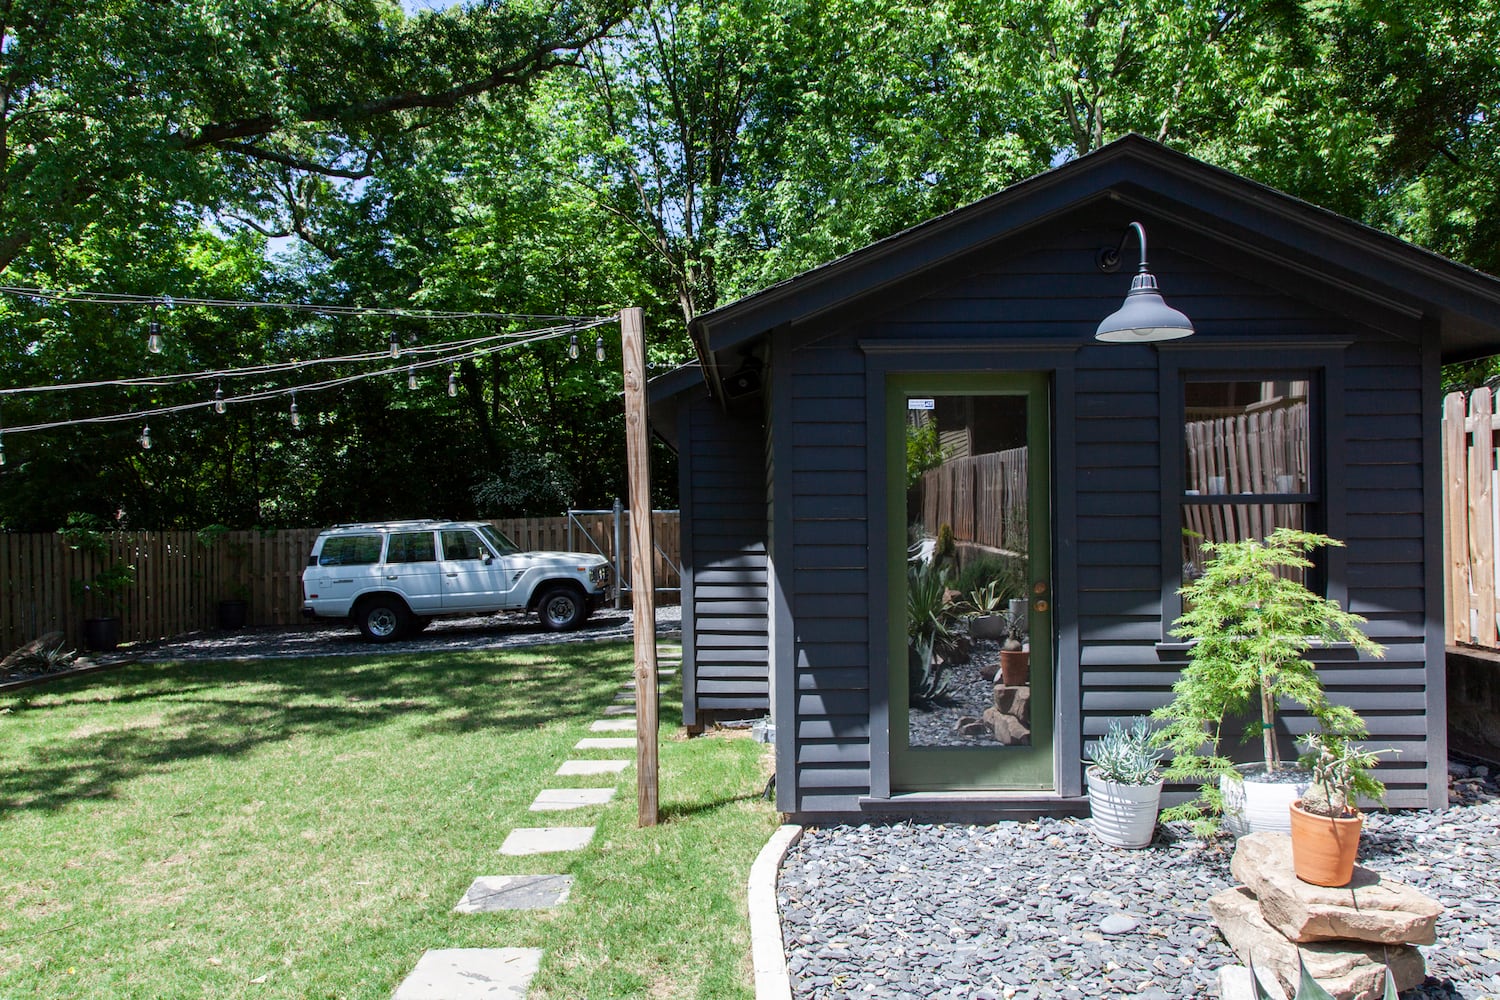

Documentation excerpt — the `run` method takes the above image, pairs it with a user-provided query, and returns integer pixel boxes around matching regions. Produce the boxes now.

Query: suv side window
[440,530,488,561]
[319,534,383,566]
[386,531,437,563]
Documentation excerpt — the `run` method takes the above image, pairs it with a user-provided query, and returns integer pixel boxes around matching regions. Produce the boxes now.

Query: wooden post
[620,307,659,827]
[1446,391,1471,643]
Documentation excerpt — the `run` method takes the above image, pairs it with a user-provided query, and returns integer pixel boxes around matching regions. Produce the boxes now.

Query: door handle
[387,575,399,581]
[446,573,458,578]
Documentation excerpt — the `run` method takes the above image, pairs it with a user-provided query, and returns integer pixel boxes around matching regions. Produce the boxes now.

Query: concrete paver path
[392,948,542,1000]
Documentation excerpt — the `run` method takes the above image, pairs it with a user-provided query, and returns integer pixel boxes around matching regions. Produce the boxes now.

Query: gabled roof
[689,134,1500,389]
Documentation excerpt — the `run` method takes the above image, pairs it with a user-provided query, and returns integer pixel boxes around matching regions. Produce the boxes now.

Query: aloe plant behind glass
[907,561,958,707]
[1152,529,1384,831]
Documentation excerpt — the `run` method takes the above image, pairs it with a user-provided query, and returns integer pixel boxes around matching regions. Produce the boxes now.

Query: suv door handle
[446,572,458,578]
[387,575,399,581]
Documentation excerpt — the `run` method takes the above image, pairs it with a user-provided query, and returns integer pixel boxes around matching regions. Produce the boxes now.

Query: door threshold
[858,791,1088,823]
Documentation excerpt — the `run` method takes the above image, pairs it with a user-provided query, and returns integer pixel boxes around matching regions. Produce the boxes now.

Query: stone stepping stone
[454,875,573,913]
[590,719,636,732]
[613,693,635,703]
[557,759,630,776]
[530,787,616,811]
[602,705,635,716]
[574,737,634,750]
[499,826,595,856]
[392,948,541,999]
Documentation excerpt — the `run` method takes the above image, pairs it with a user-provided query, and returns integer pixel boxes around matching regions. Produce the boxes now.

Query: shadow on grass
[0,643,632,815]
[658,789,763,823]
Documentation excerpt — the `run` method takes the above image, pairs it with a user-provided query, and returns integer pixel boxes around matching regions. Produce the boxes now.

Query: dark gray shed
[650,135,1500,822]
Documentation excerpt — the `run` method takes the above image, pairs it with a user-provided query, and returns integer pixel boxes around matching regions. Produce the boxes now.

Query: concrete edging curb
[748,823,803,1000]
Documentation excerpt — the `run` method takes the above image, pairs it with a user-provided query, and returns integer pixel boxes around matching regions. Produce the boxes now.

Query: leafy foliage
[1152,529,1385,833]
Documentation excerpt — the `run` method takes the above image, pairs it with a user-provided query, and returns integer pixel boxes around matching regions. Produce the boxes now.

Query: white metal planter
[1087,768,1164,849]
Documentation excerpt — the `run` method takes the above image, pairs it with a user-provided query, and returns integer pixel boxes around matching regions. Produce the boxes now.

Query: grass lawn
[0,642,778,999]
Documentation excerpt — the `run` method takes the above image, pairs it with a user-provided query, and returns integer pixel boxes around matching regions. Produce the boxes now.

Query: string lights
[0,284,606,323]
[568,333,580,360]
[146,315,163,355]
[289,393,301,430]
[0,317,614,440]
[595,335,606,362]
[214,384,227,414]
[139,423,152,450]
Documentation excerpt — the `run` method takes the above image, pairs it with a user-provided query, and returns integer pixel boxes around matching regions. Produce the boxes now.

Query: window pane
[1184,379,1309,494]
[318,535,383,566]
[387,531,436,563]
[1182,504,1308,586]
[440,530,486,561]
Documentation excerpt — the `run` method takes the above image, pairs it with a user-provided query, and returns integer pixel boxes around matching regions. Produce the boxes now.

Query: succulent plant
[1084,718,1164,785]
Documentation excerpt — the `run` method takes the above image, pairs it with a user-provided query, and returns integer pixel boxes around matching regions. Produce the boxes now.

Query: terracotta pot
[999,649,1029,687]
[1288,799,1362,887]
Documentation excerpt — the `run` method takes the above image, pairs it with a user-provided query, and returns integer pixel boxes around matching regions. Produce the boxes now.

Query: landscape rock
[982,708,1031,745]
[1230,833,1441,945]
[955,716,990,738]
[992,683,1030,723]
[1208,888,1425,1000]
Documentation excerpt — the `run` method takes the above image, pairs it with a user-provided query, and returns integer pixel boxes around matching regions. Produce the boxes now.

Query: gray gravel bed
[908,639,1005,748]
[779,768,1500,1000]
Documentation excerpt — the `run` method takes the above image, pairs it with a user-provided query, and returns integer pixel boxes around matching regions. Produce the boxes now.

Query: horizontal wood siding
[681,394,769,724]
[782,359,873,813]
[768,219,1437,817]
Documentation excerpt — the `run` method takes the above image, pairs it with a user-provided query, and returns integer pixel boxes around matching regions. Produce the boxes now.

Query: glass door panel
[888,373,1053,791]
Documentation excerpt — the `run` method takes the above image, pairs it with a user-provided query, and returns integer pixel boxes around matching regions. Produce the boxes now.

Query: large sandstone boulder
[1209,888,1425,1000]
[1231,833,1441,945]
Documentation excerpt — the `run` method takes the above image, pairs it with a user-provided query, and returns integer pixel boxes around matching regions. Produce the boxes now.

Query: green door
[888,373,1053,791]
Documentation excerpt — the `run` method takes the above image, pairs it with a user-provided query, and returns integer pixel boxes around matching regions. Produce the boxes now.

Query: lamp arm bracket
[1096,220,1151,274]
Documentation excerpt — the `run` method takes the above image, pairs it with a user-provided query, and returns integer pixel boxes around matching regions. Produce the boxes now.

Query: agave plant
[1250,955,1395,1000]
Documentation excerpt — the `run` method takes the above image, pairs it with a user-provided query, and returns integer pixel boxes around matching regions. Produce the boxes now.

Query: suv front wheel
[537,585,587,631]
[356,596,411,642]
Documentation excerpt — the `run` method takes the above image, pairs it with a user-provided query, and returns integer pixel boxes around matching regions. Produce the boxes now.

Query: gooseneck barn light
[1094,221,1195,343]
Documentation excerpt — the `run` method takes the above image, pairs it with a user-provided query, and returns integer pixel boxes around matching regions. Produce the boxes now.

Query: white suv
[300,520,613,641]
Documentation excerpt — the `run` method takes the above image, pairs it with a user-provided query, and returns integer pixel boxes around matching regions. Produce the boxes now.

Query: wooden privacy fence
[0,512,680,653]
[1444,388,1499,648]
[920,446,1028,552]
[1182,402,1309,573]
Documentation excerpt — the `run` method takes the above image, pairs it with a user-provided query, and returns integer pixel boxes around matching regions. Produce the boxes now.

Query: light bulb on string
[0,433,6,467]
[569,333,580,360]
[213,384,226,414]
[407,366,418,391]
[389,332,401,359]
[595,335,606,362]
[139,423,152,450]
[146,318,163,354]
[447,371,459,397]
[289,393,301,430]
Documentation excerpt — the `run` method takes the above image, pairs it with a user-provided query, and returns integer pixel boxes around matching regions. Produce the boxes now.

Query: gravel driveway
[97,604,682,664]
